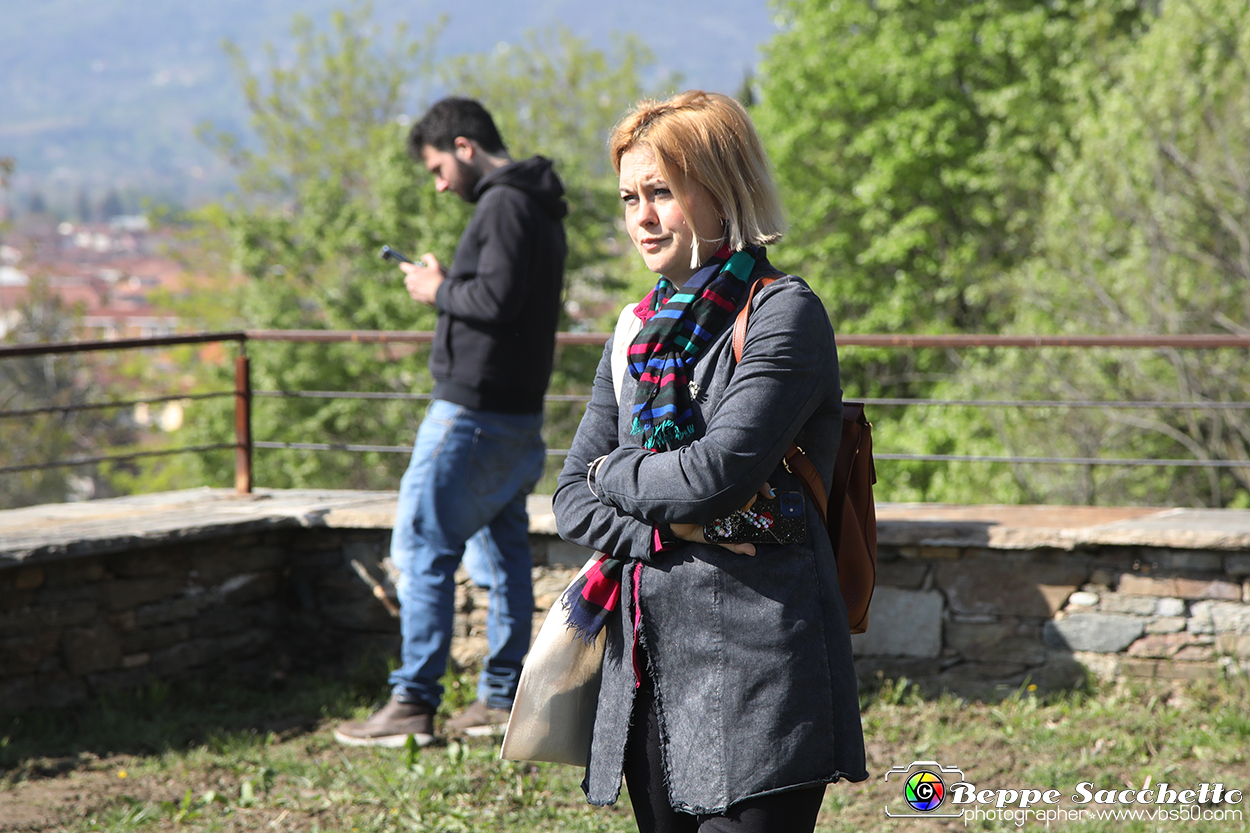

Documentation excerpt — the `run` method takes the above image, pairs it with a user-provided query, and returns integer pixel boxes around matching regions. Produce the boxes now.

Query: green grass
[2,671,1249,832]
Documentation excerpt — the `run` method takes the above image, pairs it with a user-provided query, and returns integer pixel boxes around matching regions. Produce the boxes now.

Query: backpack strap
[731,276,825,521]
[732,276,777,364]
[783,445,829,528]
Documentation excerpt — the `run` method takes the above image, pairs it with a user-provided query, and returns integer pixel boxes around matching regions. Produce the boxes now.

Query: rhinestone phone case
[702,491,807,546]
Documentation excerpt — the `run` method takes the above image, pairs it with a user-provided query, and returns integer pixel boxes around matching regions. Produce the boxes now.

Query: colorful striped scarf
[561,551,624,644]
[627,248,759,450]
[561,248,763,642]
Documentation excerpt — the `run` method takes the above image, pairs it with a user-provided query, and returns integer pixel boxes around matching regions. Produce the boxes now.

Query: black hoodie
[430,156,568,413]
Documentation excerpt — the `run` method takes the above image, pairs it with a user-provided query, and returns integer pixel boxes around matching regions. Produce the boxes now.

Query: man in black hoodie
[336,98,567,747]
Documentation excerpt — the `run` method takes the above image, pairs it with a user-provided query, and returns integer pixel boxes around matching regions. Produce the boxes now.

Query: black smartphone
[703,491,807,546]
[379,245,413,264]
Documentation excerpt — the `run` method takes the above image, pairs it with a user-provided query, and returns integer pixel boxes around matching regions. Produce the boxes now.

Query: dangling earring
[689,217,730,270]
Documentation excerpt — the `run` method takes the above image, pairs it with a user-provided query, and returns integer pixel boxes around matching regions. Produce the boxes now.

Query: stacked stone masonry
[854,543,1250,700]
[0,529,398,713]
[3,491,1250,713]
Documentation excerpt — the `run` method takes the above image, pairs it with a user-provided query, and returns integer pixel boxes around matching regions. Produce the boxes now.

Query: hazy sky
[1,0,782,201]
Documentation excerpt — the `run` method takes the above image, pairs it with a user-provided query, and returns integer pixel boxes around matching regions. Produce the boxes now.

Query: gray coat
[553,274,868,814]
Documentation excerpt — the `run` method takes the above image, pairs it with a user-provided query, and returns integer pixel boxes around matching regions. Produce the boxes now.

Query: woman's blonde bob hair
[609,90,786,266]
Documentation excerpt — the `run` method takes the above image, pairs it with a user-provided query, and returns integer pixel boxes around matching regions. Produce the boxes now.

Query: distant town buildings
[0,216,186,341]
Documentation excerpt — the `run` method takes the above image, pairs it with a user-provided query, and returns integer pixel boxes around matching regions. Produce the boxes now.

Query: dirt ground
[0,731,1040,833]
[0,750,341,832]
[1,754,162,831]
[5,741,1249,833]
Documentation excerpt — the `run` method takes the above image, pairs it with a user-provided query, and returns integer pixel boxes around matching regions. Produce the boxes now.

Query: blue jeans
[388,399,546,710]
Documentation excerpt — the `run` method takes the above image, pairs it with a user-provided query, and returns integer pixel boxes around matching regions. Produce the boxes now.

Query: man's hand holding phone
[402,253,444,305]
[380,245,444,305]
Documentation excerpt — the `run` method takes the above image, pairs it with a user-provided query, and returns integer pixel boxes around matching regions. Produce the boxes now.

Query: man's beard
[454,158,484,202]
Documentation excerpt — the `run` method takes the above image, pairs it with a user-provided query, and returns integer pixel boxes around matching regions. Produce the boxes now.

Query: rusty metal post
[234,353,252,494]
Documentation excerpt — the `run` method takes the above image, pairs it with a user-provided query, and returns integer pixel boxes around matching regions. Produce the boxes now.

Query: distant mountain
[0,0,778,217]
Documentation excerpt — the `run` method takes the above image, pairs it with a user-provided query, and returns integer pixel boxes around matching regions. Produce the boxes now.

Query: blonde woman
[552,91,867,832]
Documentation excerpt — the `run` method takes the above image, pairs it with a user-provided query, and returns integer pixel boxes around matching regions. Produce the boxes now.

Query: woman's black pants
[622,671,827,833]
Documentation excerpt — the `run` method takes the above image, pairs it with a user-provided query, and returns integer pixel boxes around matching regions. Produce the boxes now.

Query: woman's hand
[668,522,755,556]
[738,481,774,514]
[668,482,775,556]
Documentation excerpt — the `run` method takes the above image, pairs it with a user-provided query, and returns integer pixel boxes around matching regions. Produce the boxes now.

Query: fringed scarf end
[561,552,624,644]
[633,418,697,451]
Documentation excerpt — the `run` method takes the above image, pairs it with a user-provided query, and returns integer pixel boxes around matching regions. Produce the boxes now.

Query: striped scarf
[627,248,759,450]
[561,248,763,642]
[561,552,623,644]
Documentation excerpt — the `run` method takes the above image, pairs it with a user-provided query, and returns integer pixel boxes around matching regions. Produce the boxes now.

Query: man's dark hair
[407,97,507,160]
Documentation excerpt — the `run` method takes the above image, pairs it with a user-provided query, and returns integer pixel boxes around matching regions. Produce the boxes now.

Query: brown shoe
[333,696,436,747]
[446,700,511,737]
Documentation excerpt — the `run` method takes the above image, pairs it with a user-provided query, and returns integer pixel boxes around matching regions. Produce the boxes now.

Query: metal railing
[4,330,1250,495]
[833,334,1250,471]
[0,329,608,494]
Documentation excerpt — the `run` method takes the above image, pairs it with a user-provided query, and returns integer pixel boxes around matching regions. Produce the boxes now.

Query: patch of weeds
[84,796,159,831]
[440,665,480,717]
[11,671,1250,832]
[160,789,202,824]
[861,674,924,709]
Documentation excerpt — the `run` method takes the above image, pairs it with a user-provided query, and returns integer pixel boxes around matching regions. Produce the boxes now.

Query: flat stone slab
[850,587,943,658]
[4,490,1250,568]
[0,489,398,566]
[1044,613,1144,653]
[876,503,1250,551]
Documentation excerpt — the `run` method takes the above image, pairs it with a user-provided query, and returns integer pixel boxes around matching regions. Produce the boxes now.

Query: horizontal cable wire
[256,441,573,456]
[254,389,590,402]
[860,397,1250,410]
[0,444,238,475]
[252,444,1246,468]
[873,453,1250,467]
[0,391,231,419]
[255,390,433,401]
[7,391,1242,420]
[255,441,413,454]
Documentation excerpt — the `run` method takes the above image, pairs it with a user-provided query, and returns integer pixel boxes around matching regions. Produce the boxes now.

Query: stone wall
[0,527,400,713]
[852,505,1250,699]
[0,489,595,715]
[3,491,1250,714]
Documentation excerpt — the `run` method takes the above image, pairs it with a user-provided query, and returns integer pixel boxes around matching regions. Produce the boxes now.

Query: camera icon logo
[884,760,965,820]
[905,769,945,811]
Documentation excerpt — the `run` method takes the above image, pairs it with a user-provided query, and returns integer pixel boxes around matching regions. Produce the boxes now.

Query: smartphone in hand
[379,245,414,264]
[703,491,807,546]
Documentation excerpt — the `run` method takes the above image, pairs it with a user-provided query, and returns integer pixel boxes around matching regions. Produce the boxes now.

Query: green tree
[0,278,138,508]
[185,5,657,491]
[752,0,1143,350]
[751,0,1145,503]
[975,0,1250,506]
[183,3,457,490]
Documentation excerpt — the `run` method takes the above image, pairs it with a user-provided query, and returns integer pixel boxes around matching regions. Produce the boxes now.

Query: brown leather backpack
[733,277,878,633]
